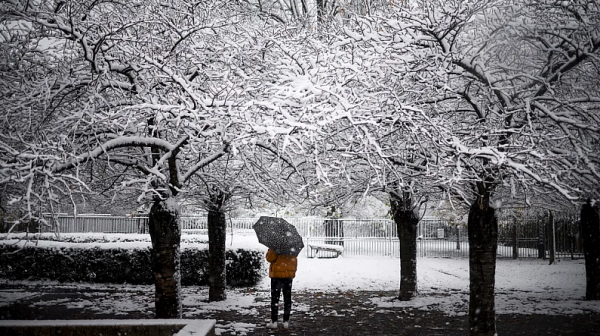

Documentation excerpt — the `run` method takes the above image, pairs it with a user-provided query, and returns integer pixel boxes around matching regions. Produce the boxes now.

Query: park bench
[308,242,344,258]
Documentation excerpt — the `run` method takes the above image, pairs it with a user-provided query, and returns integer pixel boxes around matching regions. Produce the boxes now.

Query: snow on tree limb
[52,137,175,174]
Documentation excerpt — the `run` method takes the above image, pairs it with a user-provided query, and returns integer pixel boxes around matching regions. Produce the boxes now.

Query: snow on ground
[267,255,596,316]
[0,289,38,305]
[1,256,594,316]
[213,322,256,336]
[1,232,597,335]
[368,257,597,316]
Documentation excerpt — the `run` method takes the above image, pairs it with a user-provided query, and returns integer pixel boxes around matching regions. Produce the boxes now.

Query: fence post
[456,226,460,250]
[548,211,556,265]
[512,221,518,259]
[570,215,575,260]
[538,216,545,259]
[385,222,393,257]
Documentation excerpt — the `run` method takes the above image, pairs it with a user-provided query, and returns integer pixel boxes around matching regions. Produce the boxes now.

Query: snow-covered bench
[308,243,344,258]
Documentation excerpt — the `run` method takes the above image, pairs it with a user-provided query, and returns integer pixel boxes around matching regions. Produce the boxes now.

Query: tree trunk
[148,199,182,319]
[467,189,498,336]
[390,190,418,301]
[580,200,600,300]
[207,193,227,302]
[316,0,324,22]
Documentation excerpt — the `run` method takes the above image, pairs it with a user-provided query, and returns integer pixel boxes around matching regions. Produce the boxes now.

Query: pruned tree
[258,12,442,301]
[334,0,600,335]
[182,140,309,301]
[0,0,271,317]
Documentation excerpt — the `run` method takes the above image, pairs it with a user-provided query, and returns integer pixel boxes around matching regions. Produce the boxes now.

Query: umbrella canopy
[253,216,304,257]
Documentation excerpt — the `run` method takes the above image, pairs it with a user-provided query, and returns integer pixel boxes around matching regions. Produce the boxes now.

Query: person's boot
[282,321,289,330]
[266,320,279,329]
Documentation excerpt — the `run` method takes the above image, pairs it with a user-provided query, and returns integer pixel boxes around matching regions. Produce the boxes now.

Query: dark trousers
[271,278,293,322]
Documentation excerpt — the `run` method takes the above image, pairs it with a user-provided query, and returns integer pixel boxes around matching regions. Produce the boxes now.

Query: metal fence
[302,218,397,257]
[1,215,149,234]
[497,213,583,260]
[3,213,583,259]
[414,214,582,260]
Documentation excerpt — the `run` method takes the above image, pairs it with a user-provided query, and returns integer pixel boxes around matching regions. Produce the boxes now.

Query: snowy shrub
[224,249,265,286]
[180,249,263,287]
[0,245,263,286]
[0,233,209,244]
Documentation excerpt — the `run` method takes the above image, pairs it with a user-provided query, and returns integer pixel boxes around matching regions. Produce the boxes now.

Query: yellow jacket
[266,249,297,279]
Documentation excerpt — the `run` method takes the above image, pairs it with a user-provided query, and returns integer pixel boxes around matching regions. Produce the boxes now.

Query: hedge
[0,244,264,287]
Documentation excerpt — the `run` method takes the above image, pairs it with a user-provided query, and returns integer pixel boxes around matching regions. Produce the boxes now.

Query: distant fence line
[1,214,582,259]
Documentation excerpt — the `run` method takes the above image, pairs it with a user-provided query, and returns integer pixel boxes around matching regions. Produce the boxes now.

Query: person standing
[266,248,297,330]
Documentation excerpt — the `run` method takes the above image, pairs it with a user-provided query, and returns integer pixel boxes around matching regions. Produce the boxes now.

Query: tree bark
[316,0,324,22]
[390,190,418,301]
[207,192,227,302]
[580,200,600,300]
[148,199,182,318]
[467,189,498,336]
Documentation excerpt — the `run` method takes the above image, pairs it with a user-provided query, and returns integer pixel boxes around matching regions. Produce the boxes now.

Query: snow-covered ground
[1,233,597,335]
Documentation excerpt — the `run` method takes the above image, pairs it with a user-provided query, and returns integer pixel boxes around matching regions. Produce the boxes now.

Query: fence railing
[414,214,582,260]
[1,214,582,259]
[1,215,149,234]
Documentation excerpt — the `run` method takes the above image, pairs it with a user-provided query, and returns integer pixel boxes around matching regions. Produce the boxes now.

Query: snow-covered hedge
[0,233,208,244]
[0,244,264,287]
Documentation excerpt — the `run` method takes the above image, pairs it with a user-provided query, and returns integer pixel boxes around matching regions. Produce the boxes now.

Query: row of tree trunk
[147,192,599,336]
[147,194,228,318]
[392,189,599,336]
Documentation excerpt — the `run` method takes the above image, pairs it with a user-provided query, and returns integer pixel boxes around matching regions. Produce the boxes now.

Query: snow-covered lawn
[1,233,596,334]
[1,233,593,315]
[267,255,596,316]
[1,255,594,315]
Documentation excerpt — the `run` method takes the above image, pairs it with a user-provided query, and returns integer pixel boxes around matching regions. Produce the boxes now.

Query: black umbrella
[253,216,304,257]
